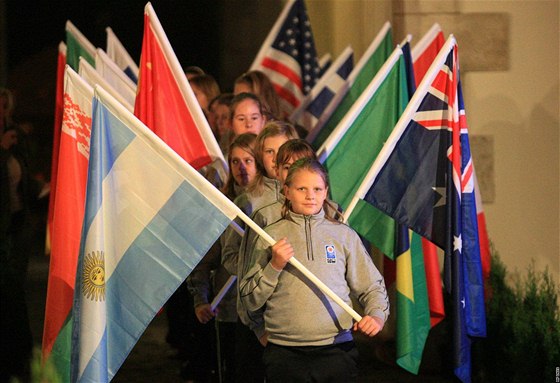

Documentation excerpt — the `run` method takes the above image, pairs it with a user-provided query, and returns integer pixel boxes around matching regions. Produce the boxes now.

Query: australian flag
[362,36,486,383]
[251,0,320,116]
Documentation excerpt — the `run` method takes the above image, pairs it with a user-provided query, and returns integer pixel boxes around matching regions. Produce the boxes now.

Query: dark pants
[234,320,264,383]
[216,321,236,383]
[0,211,33,383]
[166,283,217,381]
[263,341,359,383]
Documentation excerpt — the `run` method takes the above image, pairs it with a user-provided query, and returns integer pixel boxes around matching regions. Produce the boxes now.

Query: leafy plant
[473,250,560,383]
[29,347,62,383]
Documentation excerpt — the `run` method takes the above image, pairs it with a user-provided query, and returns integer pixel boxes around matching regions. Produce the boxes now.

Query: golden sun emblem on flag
[82,250,106,302]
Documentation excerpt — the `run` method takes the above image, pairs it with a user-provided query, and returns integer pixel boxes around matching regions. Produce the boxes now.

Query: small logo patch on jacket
[325,245,336,264]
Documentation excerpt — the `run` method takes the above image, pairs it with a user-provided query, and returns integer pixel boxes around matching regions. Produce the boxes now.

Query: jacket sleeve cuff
[192,295,209,307]
[262,262,282,284]
[366,309,388,324]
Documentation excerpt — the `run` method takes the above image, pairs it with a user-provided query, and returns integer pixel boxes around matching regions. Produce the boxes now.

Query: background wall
[460,0,559,284]
[307,0,559,284]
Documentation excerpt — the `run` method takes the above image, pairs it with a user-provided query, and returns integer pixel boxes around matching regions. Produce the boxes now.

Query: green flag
[308,22,393,149]
[394,229,430,374]
[321,42,431,375]
[65,20,96,71]
[320,47,408,258]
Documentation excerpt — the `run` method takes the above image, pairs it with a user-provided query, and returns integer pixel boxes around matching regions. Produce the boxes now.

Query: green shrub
[473,250,560,383]
[30,347,62,383]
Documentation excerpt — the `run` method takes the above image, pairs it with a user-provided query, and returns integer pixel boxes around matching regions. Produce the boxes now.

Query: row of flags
[42,0,490,382]
[43,3,227,381]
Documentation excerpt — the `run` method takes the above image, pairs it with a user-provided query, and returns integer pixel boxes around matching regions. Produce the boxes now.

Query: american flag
[251,0,320,117]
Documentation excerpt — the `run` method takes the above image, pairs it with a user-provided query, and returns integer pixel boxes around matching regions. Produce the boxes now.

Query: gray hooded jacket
[240,209,389,347]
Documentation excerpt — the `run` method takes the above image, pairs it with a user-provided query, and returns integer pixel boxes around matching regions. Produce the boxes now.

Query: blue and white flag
[318,52,332,77]
[290,46,354,133]
[94,48,137,108]
[106,27,139,83]
[79,57,134,112]
[307,21,393,146]
[70,86,238,382]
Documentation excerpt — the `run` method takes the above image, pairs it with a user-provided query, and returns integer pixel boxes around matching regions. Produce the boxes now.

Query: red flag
[411,23,445,87]
[42,67,93,380]
[474,171,491,280]
[422,240,445,327]
[46,42,67,254]
[410,25,447,327]
[134,3,226,180]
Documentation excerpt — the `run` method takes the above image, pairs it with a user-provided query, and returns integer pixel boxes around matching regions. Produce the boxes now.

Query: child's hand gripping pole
[239,212,363,322]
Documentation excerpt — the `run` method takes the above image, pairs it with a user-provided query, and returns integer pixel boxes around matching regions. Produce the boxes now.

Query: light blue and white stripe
[71,86,237,382]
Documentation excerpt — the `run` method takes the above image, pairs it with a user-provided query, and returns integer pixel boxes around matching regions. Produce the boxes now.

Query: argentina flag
[70,86,238,382]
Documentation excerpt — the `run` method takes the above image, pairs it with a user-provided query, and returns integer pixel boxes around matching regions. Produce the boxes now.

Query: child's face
[213,103,231,137]
[284,169,328,216]
[262,135,289,179]
[191,84,209,113]
[277,154,305,185]
[232,99,265,136]
[230,146,257,187]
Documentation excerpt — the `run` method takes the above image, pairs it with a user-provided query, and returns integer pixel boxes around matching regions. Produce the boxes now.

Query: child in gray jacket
[240,158,389,382]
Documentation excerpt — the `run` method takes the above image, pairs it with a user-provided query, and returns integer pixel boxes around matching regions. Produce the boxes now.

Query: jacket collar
[286,208,325,224]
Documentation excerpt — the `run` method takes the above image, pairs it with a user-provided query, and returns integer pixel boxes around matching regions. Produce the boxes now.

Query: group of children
[171,68,389,383]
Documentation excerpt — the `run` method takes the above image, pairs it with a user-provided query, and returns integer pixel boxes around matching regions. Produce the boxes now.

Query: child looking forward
[240,158,389,382]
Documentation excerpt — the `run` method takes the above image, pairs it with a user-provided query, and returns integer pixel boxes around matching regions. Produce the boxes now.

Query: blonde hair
[282,158,343,222]
[234,70,281,120]
[276,139,316,168]
[247,120,299,195]
[189,74,221,104]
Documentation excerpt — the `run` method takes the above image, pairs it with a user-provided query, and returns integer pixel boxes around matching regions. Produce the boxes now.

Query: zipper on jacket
[304,216,313,261]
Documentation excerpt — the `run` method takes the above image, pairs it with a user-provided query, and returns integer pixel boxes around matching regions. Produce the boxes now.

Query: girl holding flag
[187,133,258,383]
[220,120,298,381]
[240,158,389,382]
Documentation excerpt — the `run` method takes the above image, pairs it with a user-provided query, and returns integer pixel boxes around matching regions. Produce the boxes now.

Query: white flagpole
[316,46,403,163]
[343,35,457,222]
[96,83,363,323]
[211,276,237,312]
[65,20,97,58]
[144,2,227,181]
[306,21,392,142]
[250,0,296,70]
[411,23,443,61]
